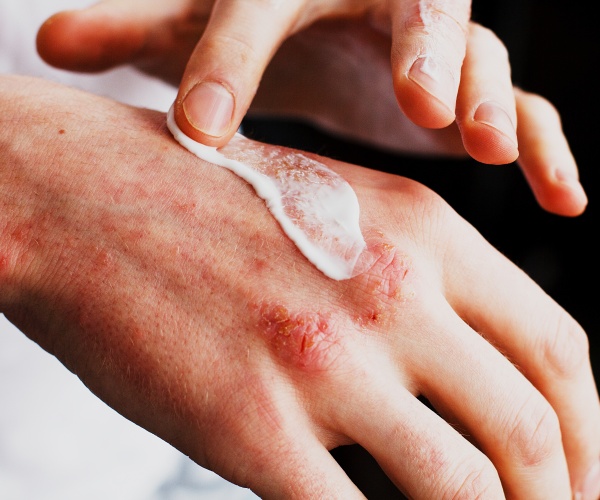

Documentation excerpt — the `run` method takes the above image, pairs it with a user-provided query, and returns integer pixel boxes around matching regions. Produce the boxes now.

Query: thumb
[172,0,303,147]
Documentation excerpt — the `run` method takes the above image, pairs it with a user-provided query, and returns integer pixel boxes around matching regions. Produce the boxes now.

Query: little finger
[514,87,587,217]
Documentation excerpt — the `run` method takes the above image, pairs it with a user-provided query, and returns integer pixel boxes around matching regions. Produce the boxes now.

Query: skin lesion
[349,238,418,328]
[256,303,345,373]
[255,239,418,373]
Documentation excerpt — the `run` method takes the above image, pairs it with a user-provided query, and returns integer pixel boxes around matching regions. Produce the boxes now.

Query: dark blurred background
[242,0,598,497]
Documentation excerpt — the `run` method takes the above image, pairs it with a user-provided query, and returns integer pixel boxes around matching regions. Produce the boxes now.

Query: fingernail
[182,82,234,137]
[578,459,600,500]
[555,169,588,202]
[555,169,583,188]
[408,55,456,113]
[474,101,518,146]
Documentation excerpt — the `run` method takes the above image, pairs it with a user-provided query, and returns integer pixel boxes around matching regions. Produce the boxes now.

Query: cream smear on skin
[166,106,366,280]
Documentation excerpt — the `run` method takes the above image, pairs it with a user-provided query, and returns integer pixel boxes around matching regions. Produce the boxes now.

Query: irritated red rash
[258,304,342,372]
[257,240,415,370]
[351,239,416,327]
[171,201,197,217]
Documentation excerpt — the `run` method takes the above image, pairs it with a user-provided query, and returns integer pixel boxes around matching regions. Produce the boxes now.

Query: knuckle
[536,312,590,378]
[438,455,501,500]
[517,89,563,124]
[468,23,509,60]
[208,32,263,71]
[506,393,562,468]
[403,0,470,38]
[247,0,301,26]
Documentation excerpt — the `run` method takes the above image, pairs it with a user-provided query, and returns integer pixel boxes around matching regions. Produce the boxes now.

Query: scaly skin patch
[257,304,342,372]
[255,240,415,371]
[351,238,417,328]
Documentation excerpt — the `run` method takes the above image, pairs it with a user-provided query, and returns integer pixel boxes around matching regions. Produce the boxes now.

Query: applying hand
[36,0,473,143]
[250,19,587,218]
[36,3,587,217]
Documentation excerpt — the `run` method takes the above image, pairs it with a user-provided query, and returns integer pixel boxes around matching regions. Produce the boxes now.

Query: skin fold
[1,75,598,499]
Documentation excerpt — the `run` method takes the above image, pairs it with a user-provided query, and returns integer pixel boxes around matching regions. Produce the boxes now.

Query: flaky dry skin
[0,76,598,499]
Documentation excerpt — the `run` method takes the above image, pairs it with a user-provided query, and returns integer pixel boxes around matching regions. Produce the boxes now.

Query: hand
[250,19,587,218]
[1,75,598,499]
[35,0,474,144]
[36,4,587,217]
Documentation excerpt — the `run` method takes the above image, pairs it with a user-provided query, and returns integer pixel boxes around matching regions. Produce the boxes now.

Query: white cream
[166,106,366,280]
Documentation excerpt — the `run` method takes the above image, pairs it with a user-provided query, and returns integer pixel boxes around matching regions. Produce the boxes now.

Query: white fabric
[0,1,258,498]
[0,0,177,111]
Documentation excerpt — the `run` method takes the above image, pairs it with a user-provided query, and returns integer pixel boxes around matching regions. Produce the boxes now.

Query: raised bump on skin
[257,304,342,371]
[167,106,366,281]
